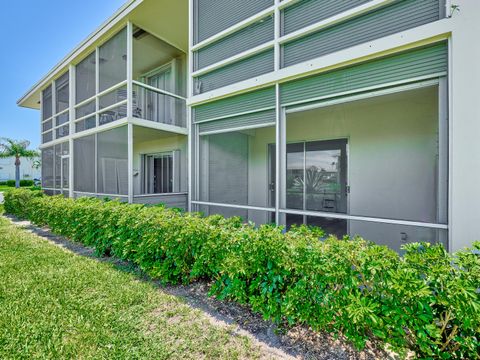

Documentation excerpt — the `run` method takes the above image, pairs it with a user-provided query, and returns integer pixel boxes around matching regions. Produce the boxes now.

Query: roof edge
[17,0,143,108]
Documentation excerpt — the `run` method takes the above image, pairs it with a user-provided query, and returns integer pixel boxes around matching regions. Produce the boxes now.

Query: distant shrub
[3,179,34,187]
[4,188,480,359]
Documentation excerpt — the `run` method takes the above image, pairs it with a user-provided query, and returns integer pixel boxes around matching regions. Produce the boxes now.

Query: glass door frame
[60,154,70,194]
[269,138,349,227]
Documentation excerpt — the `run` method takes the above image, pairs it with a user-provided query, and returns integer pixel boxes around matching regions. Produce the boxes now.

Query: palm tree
[0,138,39,188]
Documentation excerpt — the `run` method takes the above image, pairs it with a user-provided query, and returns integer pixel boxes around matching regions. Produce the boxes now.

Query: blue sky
[0,0,125,150]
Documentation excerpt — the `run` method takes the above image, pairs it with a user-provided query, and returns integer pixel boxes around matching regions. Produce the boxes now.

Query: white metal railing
[132,80,187,128]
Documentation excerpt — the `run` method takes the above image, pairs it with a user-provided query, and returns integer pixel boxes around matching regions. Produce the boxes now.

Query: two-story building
[18,0,480,252]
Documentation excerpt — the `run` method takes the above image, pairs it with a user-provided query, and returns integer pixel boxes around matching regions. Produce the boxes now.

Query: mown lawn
[0,215,260,359]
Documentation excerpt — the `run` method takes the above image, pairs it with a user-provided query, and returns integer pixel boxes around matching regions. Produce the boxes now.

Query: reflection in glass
[286,143,304,210]
[305,139,347,213]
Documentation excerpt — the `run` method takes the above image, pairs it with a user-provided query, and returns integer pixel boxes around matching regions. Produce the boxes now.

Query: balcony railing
[70,79,187,135]
[132,81,186,128]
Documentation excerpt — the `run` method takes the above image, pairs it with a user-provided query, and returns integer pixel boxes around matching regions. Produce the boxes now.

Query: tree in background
[0,138,39,188]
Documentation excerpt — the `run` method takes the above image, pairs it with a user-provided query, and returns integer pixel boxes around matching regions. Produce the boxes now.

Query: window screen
[76,52,96,104]
[42,146,54,188]
[55,71,69,113]
[97,126,128,195]
[99,28,127,92]
[74,135,95,193]
[42,85,52,120]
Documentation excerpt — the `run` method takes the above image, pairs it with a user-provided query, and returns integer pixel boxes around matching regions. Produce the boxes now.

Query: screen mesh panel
[194,0,273,43]
[282,0,441,67]
[197,205,274,227]
[132,84,186,127]
[42,146,54,188]
[55,71,69,113]
[199,125,275,215]
[97,126,128,195]
[281,43,447,106]
[195,15,274,70]
[42,132,53,144]
[42,85,52,120]
[195,49,274,93]
[99,28,127,92]
[286,214,447,253]
[75,52,96,104]
[42,120,53,132]
[54,144,62,188]
[74,135,95,192]
[75,116,96,133]
[75,100,96,119]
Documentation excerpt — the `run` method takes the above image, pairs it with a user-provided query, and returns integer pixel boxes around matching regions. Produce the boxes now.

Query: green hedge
[0,179,35,187]
[4,188,480,359]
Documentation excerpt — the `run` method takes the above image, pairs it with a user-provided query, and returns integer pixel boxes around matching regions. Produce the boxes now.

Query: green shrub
[3,188,44,219]
[4,189,480,359]
[4,179,35,187]
[20,179,34,187]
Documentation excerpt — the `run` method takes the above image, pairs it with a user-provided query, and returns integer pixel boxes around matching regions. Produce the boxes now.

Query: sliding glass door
[270,139,348,237]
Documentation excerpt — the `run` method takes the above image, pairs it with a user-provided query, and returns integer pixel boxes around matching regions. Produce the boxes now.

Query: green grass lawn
[0,215,260,359]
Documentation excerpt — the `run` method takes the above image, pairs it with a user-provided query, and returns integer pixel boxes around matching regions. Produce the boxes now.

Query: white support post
[95,47,100,127]
[275,84,281,225]
[69,65,75,198]
[127,21,133,119]
[128,122,134,203]
[127,22,134,204]
[438,76,449,248]
[279,106,287,226]
[187,0,194,211]
[52,80,57,141]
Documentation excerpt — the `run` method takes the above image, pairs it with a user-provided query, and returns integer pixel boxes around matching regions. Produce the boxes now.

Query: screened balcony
[40,21,188,207]
[192,84,448,252]
[40,24,187,145]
